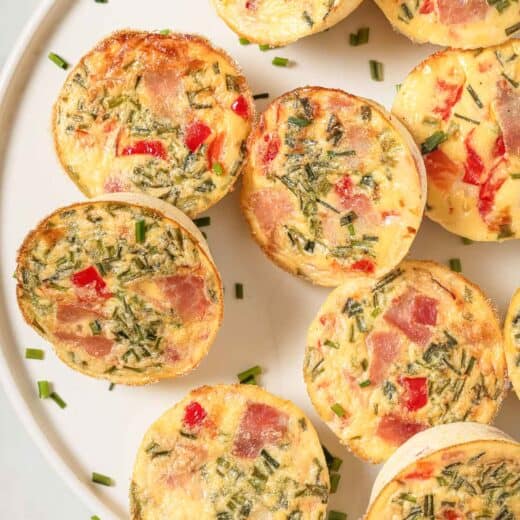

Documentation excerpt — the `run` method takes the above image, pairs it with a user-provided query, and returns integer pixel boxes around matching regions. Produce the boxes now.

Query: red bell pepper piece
[462,130,485,185]
[399,376,428,411]
[433,80,463,121]
[419,0,435,14]
[185,121,211,153]
[183,401,207,428]
[120,140,167,160]
[493,134,506,158]
[71,266,112,299]
[231,95,249,119]
[351,259,376,274]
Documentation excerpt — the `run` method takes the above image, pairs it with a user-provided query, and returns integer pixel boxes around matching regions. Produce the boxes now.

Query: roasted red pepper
[185,121,211,153]
[231,95,249,119]
[71,266,112,299]
[183,401,207,428]
[403,460,436,480]
[443,510,462,520]
[399,376,428,411]
[493,134,506,158]
[120,140,167,160]
[351,259,375,274]
[462,130,485,185]
[263,133,280,163]
[478,173,506,218]
[207,133,225,170]
[334,175,353,200]
[433,80,463,121]
[419,0,434,14]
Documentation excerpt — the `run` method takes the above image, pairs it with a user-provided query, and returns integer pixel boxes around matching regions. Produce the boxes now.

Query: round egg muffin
[210,0,363,46]
[366,423,520,519]
[374,0,520,49]
[504,288,520,400]
[393,40,520,241]
[15,193,223,385]
[130,384,329,519]
[53,30,254,218]
[304,260,506,463]
[241,87,426,287]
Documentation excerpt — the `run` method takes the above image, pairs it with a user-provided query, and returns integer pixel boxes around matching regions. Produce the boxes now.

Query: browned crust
[15,199,224,386]
[52,29,256,217]
[303,259,508,464]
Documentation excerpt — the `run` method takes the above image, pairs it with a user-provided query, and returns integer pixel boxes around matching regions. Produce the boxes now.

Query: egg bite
[15,193,223,385]
[304,260,506,463]
[366,423,520,519]
[504,288,520,400]
[210,0,363,46]
[393,40,520,241]
[241,87,426,287]
[53,30,254,218]
[130,384,329,519]
[374,0,520,49]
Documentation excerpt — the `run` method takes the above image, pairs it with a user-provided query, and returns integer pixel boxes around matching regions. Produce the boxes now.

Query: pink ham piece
[438,0,489,25]
[158,274,210,322]
[56,302,102,323]
[376,413,426,446]
[495,80,520,157]
[248,188,293,239]
[366,330,402,384]
[384,289,438,346]
[232,402,288,458]
[54,331,113,358]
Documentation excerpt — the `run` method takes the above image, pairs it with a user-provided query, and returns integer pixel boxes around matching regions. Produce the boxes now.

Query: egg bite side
[504,287,520,400]
[131,384,329,519]
[393,40,520,241]
[374,0,520,49]
[365,423,520,518]
[53,30,254,218]
[304,260,507,463]
[210,0,364,46]
[241,86,426,287]
[15,193,223,385]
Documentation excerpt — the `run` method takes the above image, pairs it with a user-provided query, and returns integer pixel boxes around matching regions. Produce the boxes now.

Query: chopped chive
[511,173,520,179]
[25,348,44,360]
[449,258,462,272]
[506,22,520,36]
[421,131,447,154]
[466,85,483,108]
[135,220,146,243]
[324,339,339,349]
[38,381,51,399]
[288,116,311,127]
[349,33,359,46]
[369,60,384,81]
[461,236,473,245]
[238,365,262,383]
[239,37,251,45]
[241,375,258,385]
[48,52,69,69]
[92,472,113,487]
[328,512,347,520]
[91,516,101,520]
[395,83,402,92]
[94,0,108,2]
[194,216,211,228]
[235,283,244,299]
[358,379,371,388]
[330,472,341,493]
[50,392,67,409]
[502,72,519,88]
[253,92,269,100]
[322,445,343,472]
[331,403,346,417]
[400,3,414,19]
[108,383,116,391]
[259,44,270,51]
[212,162,224,175]
[272,56,289,67]
[89,320,102,335]
[453,113,480,125]
[357,27,370,44]
[159,29,171,35]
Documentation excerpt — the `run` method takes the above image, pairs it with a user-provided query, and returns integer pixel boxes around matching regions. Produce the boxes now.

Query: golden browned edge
[391,39,520,242]
[209,0,364,46]
[504,288,520,399]
[129,383,330,519]
[51,29,257,218]
[240,85,426,288]
[303,259,509,464]
[363,437,520,519]
[15,199,224,386]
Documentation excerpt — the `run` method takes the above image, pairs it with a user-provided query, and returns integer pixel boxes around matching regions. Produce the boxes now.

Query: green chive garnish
[461,236,473,245]
[511,173,520,179]
[159,29,171,35]
[38,381,51,399]
[288,116,311,127]
[239,37,251,45]
[272,57,289,67]
[330,472,341,493]
[358,379,371,388]
[349,33,359,46]
[253,92,269,100]
[331,403,346,417]
[357,27,370,44]
[369,60,384,81]
[322,444,343,472]
[135,220,146,243]
[89,320,102,335]
[466,84,483,108]
[235,283,244,299]
[324,339,339,349]
[25,348,44,360]
[506,22,520,36]
[50,392,67,409]
[48,52,68,69]
[109,383,115,391]
[421,131,447,154]
[194,216,211,228]
[92,472,113,487]
[449,258,462,272]
[328,511,347,520]
[91,516,101,520]
[259,44,271,51]
[212,162,224,175]
[237,365,262,383]
[94,0,108,3]
[395,83,402,92]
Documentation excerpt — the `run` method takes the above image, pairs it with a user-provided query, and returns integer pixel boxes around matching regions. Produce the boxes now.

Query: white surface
[0,1,520,520]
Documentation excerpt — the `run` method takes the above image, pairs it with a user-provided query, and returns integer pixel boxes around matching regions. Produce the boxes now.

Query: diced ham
[438,0,488,25]
[384,289,438,346]
[249,188,293,238]
[56,302,102,323]
[54,331,113,358]
[334,176,379,224]
[366,330,402,384]
[402,460,436,480]
[495,80,520,157]
[232,402,288,458]
[399,376,429,411]
[143,69,182,119]
[104,176,128,193]
[433,80,463,121]
[376,413,426,446]
[262,133,281,165]
[424,149,460,191]
[164,442,208,492]
[158,274,210,322]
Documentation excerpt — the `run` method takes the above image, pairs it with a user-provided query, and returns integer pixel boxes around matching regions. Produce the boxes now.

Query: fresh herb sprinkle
[25,348,45,360]
[92,472,113,487]
[48,52,69,69]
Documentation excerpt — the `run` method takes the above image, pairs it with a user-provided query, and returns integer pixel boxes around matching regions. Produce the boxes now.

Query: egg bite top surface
[366,423,520,519]
[130,384,329,519]
[210,0,363,46]
[241,87,425,287]
[304,260,506,463]
[504,287,520,400]
[53,30,253,218]
[393,40,520,241]
[374,0,520,49]
[15,193,223,385]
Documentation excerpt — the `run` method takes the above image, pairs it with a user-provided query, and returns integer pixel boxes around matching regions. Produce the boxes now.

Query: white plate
[1,1,519,518]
